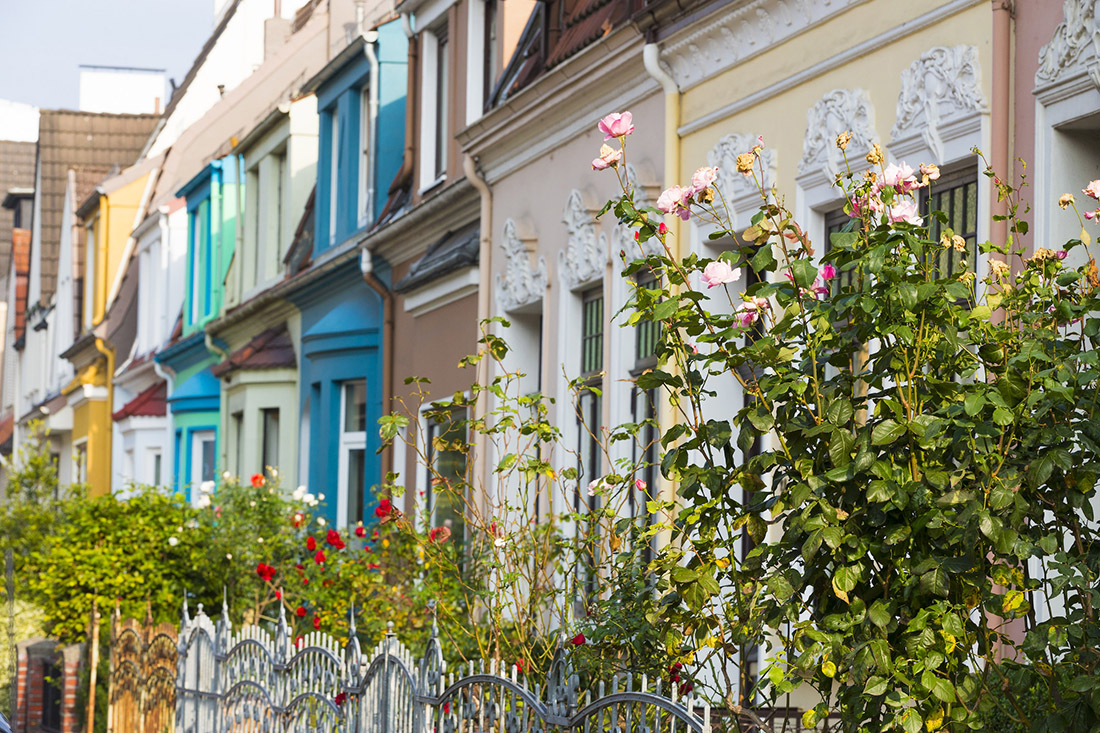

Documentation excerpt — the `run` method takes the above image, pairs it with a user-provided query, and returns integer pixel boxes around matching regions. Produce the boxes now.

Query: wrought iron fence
[175,596,715,733]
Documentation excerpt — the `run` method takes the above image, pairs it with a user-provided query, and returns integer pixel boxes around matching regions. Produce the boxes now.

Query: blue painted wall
[293,260,388,524]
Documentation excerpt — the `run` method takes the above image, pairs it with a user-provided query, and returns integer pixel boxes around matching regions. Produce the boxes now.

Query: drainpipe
[991,1,1012,264]
[387,13,418,197]
[463,153,492,498]
[204,331,231,472]
[642,37,680,553]
[93,337,115,494]
[360,250,394,482]
[363,28,381,222]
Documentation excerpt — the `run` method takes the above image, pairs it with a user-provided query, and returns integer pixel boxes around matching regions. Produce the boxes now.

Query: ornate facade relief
[1035,0,1100,93]
[559,190,606,291]
[890,45,987,163]
[660,0,866,90]
[707,133,777,221]
[798,89,876,181]
[495,219,547,313]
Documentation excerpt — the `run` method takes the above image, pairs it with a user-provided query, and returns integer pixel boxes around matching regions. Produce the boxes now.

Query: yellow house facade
[62,160,159,495]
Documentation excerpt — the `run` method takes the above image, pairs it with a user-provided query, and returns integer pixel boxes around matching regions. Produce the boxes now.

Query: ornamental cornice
[798,89,876,181]
[660,0,867,91]
[890,45,987,164]
[1035,0,1100,97]
[495,219,548,313]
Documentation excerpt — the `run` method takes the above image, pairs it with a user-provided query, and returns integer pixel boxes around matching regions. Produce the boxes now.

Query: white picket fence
[174,596,718,733]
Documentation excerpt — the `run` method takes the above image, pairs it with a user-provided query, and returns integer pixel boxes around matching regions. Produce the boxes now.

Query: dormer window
[466,0,498,124]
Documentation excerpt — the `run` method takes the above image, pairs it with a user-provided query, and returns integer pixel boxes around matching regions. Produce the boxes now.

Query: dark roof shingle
[211,325,297,378]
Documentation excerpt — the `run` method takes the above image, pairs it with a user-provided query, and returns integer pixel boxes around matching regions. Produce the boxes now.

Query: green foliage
[600,145,1100,731]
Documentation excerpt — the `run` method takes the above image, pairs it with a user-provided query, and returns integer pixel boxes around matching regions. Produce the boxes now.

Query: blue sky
[0,0,213,110]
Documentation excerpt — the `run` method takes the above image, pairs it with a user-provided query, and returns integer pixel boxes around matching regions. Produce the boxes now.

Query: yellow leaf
[714,557,729,569]
[1083,227,1093,246]
[926,707,945,731]
[821,660,837,678]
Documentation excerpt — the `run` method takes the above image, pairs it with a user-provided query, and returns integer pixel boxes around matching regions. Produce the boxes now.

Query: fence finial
[181,594,190,626]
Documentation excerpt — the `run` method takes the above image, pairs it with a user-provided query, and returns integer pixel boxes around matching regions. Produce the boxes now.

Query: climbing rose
[429,526,452,543]
[1084,179,1100,200]
[296,606,307,617]
[656,185,691,221]
[635,479,647,492]
[658,222,667,235]
[591,144,622,171]
[571,633,586,646]
[326,529,345,549]
[251,473,265,488]
[1057,249,1068,260]
[355,526,366,538]
[700,261,740,289]
[368,562,381,570]
[375,498,393,520]
[306,536,317,551]
[920,163,940,182]
[597,111,634,140]
[314,549,327,564]
[255,563,276,582]
[820,263,837,280]
[888,199,923,226]
[689,166,718,194]
[313,616,321,630]
[879,162,919,194]
[335,692,347,706]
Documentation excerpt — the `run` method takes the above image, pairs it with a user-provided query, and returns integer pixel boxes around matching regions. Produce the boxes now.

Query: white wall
[78,67,167,115]
[0,99,39,142]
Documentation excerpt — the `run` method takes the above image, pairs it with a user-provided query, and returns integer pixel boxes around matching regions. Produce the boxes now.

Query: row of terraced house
[1,0,1098,649]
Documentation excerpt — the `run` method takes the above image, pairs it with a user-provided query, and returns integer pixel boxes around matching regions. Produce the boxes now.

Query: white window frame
[337,380,367,527]
[418,27,448,192]
[190,429,216,495]
[465,0,487,126]
[329,111,340,245]
[84,217,97,329]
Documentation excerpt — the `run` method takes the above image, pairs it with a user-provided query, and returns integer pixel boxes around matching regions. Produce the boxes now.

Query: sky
[0,0,214,111]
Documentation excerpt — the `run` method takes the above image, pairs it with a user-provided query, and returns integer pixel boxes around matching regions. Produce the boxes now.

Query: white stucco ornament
[799,89,876,180]
[1035,0,1100,90]
[495,219,548,313]
[559,190,606,290]
[891,45,988,164]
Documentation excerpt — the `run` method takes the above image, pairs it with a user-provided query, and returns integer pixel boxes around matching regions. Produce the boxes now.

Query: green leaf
[833,564,858,593]
[970,305,992,322]
[790,258,817,289]
[963,393,985,417]
[867,481,894,503]
[920,568,950,598]
[826,399,854,426]
[900,708,922,733]
[750,244,776,273]
[868,600,891,630]
[992,407,1014,426]
[671,565,699,583]
[864,676,889,697]
[872,419,906,445]
[652,298,678,321]
[930,676,956,703]
[747,405,775,432]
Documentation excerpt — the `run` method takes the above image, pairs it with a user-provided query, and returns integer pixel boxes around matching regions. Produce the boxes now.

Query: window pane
[262,408,280,471]
[435,33,449,178]
[923,166,978,280]
[634,273,660,366]
[344,380,367,433]
[427,412,467,543]
[581,289,603,375]
[201,438,216,483]
[153,453,162,486]
[346,447,365,525]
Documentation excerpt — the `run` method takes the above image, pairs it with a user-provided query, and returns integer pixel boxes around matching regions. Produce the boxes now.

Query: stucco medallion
[1035,0,1100,90]
[798,89,876,181]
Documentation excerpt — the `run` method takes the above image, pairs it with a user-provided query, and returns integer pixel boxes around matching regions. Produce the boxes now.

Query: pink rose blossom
[811,276,829,298]
[1086,210,1096,220]
[879,163,919,194]
[635,479,647,492]
[591,144,622,171]
[820,263,837,280]
[690,166,718,193]
[598,112,634,140]
[888,199,923,226]
[920,163,941,181]
[700,261,741,289]
[1056,249,1068,260]
[656,185,691,221]
[1084,179,1100,200]
[687,342,698,354]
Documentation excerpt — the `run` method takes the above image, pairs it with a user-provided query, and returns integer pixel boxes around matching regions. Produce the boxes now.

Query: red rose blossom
[429,526,452,543]
[335,692,347,706]
[355,526,366,538]
[571,633,586,646]
[326,529,342,547]
[374,497,393,520]
[255,563,276,582]
[314,550,326,564]
[312,616,321,630]
[251,473,266,488]
[296,606,307,617]
[306,536,316,551]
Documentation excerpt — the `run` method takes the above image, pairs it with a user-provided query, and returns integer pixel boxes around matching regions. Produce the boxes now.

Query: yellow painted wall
[91,173,149,325]
[70,394,111,497]
[679,0,992,188]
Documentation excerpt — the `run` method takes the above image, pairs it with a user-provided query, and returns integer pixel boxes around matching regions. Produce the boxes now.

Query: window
[340,380,367,526]
[359,87,371,226]
[42,661,62,731]
[262,408,280,472]
[921,164,979,281]
[248,165,261,288]
[74,442,88,485]
[232,411,243,475]
[576,287,603,510]
[824,206,857,291]
[152,451,162,486]
[191,429,216,488]
[434,30,450,180]
[426,409,467,544]
[84,220,96,329]
[188,199,210,324]
[483,0,498,112]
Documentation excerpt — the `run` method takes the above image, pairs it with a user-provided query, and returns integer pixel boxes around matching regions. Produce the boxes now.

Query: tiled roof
[12,228,30,343]
[0,140,35,297]
[112,381,167,421]
[394,224,479,293]
[492,0,634,103]
[211,325,297,378]
[35,110,157,303]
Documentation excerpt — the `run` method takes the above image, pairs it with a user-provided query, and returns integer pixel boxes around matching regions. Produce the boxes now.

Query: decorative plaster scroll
[495,219,547,313]
[660,0,867,90]
[708,133,777,221]
[798,89,876,180]
[890,45,987,164]
[559,190,606,290]
[1035,0,1100,91]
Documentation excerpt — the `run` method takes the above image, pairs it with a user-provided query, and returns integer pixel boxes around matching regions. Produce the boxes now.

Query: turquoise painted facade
[156,158,243,497]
